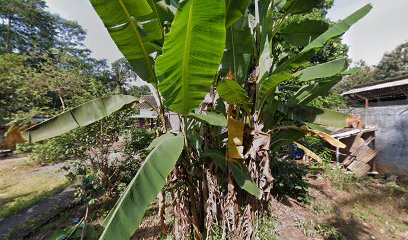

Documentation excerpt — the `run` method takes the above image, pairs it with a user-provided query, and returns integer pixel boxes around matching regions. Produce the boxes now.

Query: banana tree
[23,0,371,239]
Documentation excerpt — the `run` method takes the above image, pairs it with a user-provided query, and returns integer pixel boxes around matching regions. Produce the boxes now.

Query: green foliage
[188,112,227,127]
[100,133,184,239]
[127,85,151,98]
[0,0,58,54]
[65,112,154,201]
[333,60,375,93]
[271,158,310,203]
[315,224,346,240]
[111,58,137,94]
[14,143,35,154]
[322,166,357,191]
[302,136,333,163]
[217,79,253,112]
[279,19,329,48]
[89,0,162,83]
[309,93,348,109]
[221,13,253,84]
[375,41,408,80]
[21,1,373,238]
[256,217,279,240]
[156,0,226,115]
[29,136,78,164]
[23,95,139,142]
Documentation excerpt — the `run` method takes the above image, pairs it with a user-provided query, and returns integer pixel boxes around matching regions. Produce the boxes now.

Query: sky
[45,0,408,66]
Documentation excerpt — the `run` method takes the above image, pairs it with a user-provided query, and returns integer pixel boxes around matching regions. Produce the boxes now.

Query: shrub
[303,136,333,164]
[64,110,154,202]
[14,143,35,154]
[271,157,310,203]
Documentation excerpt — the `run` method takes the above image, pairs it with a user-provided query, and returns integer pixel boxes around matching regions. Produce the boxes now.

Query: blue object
[289,144,304,160]
[71,217,81,224]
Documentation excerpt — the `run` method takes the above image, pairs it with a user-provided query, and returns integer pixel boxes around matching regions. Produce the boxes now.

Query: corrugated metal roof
[330,127,377,139]
[342,78,408,96]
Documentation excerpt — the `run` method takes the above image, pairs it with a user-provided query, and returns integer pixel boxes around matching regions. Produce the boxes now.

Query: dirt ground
[28,169,408,240]
[130,173,408,240]
[269,175,408,240]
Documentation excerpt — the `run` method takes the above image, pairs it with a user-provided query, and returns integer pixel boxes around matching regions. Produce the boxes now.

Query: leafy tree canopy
[375,41,408,80]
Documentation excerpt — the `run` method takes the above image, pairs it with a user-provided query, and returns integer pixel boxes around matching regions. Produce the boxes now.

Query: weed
[352,206,370,221]
[256,216,279,240]
[312,202,333,216]
[295,218,315,237]
[323,165,357,191]
[271,158,310,203]
[315,224,346,240]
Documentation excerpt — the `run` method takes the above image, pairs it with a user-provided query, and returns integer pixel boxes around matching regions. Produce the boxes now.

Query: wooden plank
[349,132,364,153]
[347,160,371,177]
[356,148,377,163]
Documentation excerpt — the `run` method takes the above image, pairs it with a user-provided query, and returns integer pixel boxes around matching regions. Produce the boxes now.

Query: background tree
[333,60,375,93]
[374,41,408,80]
[127,85,151,97]
[110,58,137,94]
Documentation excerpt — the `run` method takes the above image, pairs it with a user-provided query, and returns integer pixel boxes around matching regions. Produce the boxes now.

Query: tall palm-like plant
[24,1,371,239]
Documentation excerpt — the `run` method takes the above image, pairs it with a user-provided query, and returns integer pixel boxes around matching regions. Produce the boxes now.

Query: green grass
[0,156,69,219]
[321,165,358,191]
[315,224,346,240]
[295,218,315,237]
[312,201,333,216]
[352,206,370,221]
[257,216,279,240]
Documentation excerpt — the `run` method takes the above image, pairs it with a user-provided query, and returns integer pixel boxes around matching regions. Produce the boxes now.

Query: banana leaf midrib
[147,0,164,37]
[116,0,155,80]
[182,0,194,113]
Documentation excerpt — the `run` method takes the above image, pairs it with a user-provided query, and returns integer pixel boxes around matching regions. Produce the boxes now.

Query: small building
[131,95,159,128]
[131,95,181,131]
[342,75,408,176]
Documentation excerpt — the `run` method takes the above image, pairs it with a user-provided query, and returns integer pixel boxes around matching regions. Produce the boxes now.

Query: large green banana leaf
[288,75,342,104]
[225,0,251,27]
[156,0,226,116]
[279,19,329,48]
[217,79,252,113]
[89,0,162,82]
[302,4,372,53]
[258,0,274,82]
[262,96,280,130]
[23,95,139,143]
[258,71,293,109]
[202,150,262,198]
[293,59,348,82]
[149,0,177,27]
[188,112,227,127]
[221,13,253,83]
[270,128,306,150]
[146,132,178,151]
[281,0,324,14]
[278,103,352,128]
[101,133,184,239]
[259,4,372,108]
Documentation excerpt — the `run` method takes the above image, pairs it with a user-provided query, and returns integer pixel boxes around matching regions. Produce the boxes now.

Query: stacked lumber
[342,133,377,177]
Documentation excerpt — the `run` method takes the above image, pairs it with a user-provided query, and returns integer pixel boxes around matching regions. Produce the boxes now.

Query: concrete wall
[346,105,408,176]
